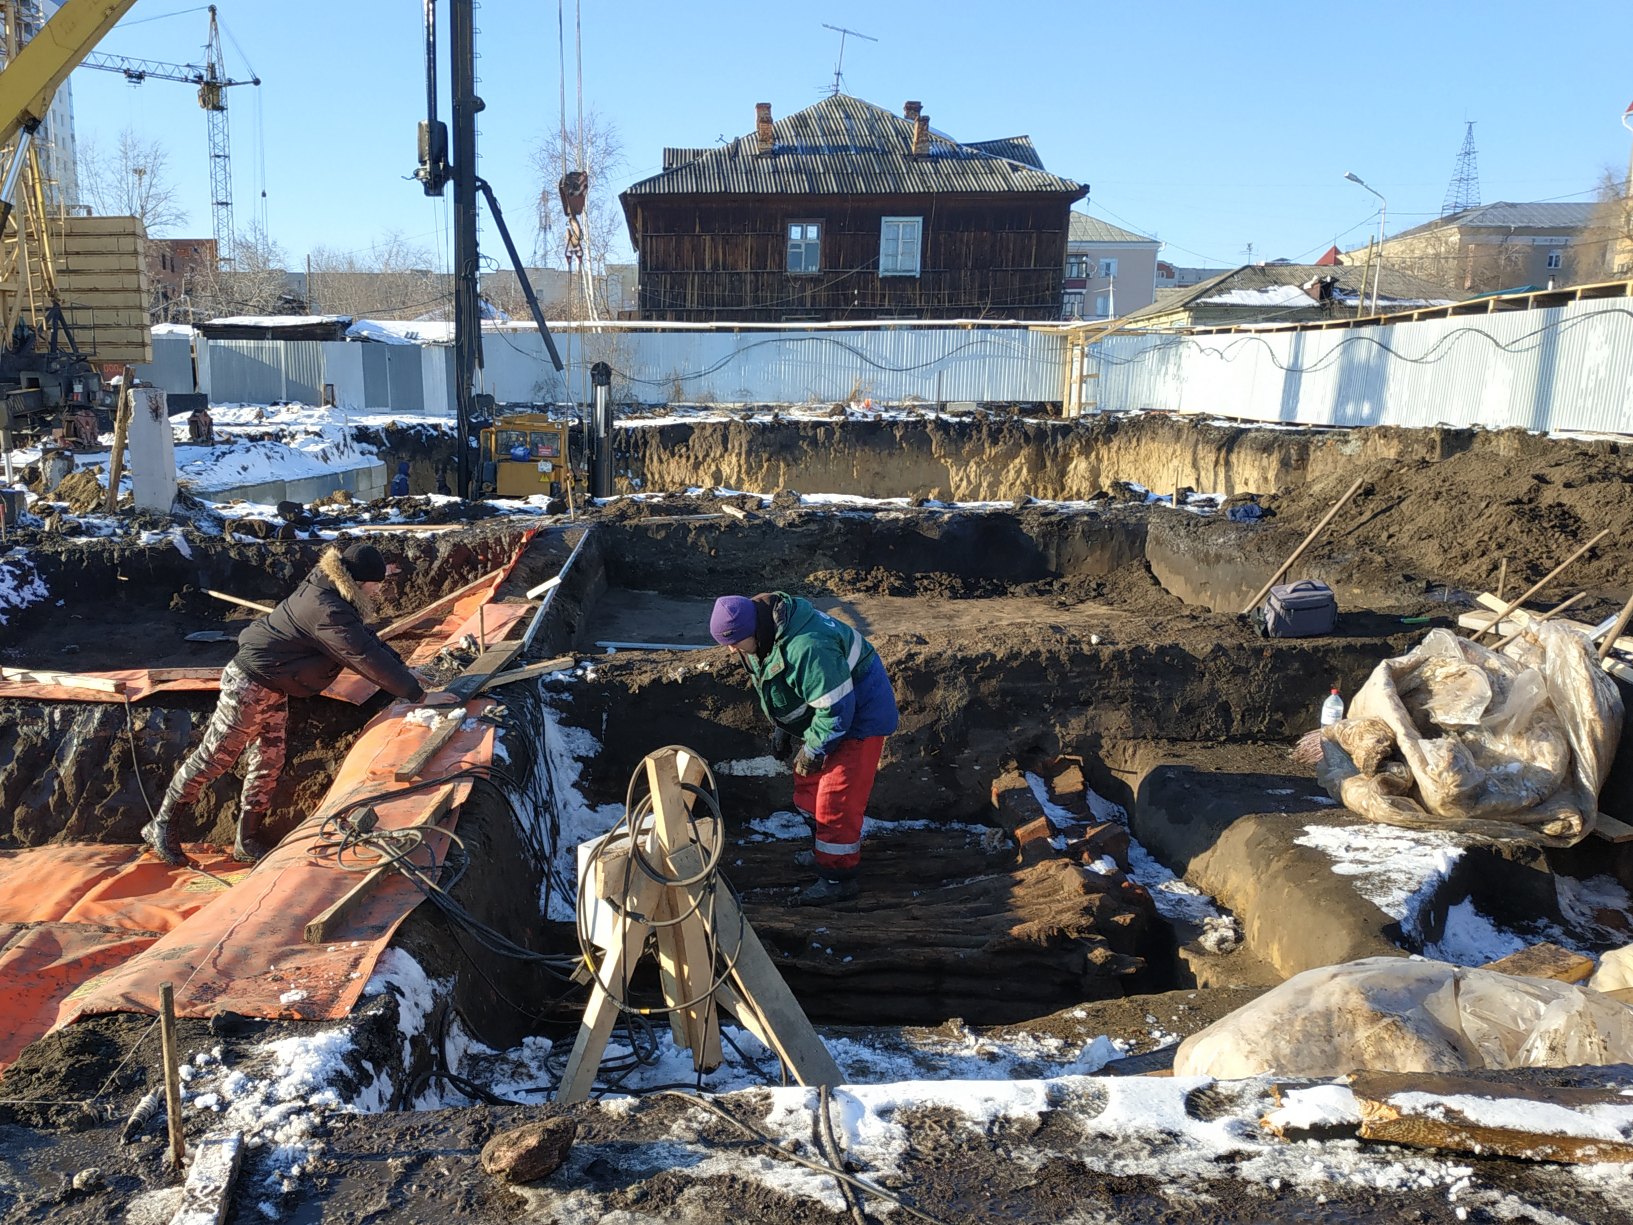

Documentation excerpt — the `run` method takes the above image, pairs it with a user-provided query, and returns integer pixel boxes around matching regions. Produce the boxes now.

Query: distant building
[0,2,80,209]
[1121,263,1456,329]
[1341,202,1599,296]
[1155,261,1228,289]
[620,94,1088,322]
[1062,214,1159,319]
[481,262,638,319]
[147,237,218,322]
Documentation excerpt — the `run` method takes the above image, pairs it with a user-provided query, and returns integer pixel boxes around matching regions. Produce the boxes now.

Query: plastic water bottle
[1320,687,1345,727]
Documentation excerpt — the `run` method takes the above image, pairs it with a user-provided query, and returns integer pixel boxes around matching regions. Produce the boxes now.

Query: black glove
[771,728,795,761]
[793,746,826,776]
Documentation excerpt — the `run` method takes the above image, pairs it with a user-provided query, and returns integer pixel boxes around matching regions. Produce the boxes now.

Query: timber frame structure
[620,94,1087,323]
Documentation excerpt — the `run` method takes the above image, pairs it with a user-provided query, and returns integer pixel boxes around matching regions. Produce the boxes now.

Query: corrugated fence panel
[1093,301,1633,433]
[133,333,195,394]
[469,326,1064,405]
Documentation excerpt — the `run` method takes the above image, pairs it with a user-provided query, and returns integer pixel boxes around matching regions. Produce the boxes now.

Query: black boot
[141,815,191,867]
[792,876,860,906]
[232,814,269,863]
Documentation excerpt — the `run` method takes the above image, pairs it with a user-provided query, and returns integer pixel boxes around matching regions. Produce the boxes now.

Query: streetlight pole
[1344,171,1387,316]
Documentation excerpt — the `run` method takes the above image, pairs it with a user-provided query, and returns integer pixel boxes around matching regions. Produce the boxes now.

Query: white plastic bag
[1175,956,1633,1079]
[1314,624,1622,845]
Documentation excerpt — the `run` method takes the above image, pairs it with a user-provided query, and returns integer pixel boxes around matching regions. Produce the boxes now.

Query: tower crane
[79,5,259,266]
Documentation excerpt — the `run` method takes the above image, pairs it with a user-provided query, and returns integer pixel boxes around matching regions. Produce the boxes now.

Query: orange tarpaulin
[0,844,247,934]
[0,922,160,1069]
[62,703,494,1027]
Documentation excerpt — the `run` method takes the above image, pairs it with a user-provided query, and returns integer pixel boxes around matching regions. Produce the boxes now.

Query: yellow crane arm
[0,0,139,145]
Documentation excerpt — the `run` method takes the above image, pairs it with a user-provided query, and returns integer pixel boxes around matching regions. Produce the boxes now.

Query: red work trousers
[793,735,884,878]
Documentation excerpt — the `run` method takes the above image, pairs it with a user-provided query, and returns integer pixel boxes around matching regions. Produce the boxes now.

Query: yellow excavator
[0,0,145,456]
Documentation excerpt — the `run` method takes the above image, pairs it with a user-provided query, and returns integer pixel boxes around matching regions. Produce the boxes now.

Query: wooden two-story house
[619,94,1088,322]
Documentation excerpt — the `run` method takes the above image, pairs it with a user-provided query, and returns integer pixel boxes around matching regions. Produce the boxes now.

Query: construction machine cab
[476,413,583,503]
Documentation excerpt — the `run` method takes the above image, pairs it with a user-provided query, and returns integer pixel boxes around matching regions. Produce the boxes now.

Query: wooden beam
[392,712,470,783]
[1592,812,1633,843]
[171,1132,245,1225]
[103,368,134,514]
[304,787,458,943]
[1470,530,1611,642]
[445,640,527,700]
[1480,942,1594,984]
[0,666,124,693]
[1351,1071,1633,1163]
[377,568,507,642]
[475,656,576,693]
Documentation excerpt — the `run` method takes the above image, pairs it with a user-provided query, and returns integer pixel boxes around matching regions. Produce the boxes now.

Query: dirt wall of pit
[619,414,1494,501]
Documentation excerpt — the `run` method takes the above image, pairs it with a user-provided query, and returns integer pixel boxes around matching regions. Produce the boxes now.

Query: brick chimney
[912,113,930,157]
[755,102,774,153]
[903,100,922,121]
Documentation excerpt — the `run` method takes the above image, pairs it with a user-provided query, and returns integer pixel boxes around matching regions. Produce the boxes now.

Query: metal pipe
[590,361,612,498]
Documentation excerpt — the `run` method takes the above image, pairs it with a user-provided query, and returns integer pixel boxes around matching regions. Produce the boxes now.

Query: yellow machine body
[478,414,580,500]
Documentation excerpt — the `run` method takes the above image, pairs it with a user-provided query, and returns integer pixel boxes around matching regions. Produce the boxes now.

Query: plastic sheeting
[1315,625,1622,846]
[1175,956,1633,1079]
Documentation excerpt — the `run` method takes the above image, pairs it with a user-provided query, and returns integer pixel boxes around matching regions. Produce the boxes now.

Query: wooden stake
[1496,557,1508,602]
[1490,592,1587,653]
[203,589,275,615]
[1471,529,1611,641]
[103,366,134,515]
[1597,590,1633,662]
[160,982,186,1171]
[1239,476,1367,615]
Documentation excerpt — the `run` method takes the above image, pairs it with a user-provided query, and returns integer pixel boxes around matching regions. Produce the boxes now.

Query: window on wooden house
[787,221,822,273]
[879,217,923,277]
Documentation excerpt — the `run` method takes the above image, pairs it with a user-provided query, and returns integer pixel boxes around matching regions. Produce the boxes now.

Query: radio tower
[1441,121,1481,217]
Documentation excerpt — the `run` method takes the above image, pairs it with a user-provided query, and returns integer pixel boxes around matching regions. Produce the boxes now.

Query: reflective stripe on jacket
[745,593,898,754]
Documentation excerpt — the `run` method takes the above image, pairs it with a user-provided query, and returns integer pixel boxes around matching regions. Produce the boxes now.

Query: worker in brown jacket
[142,543,457,866]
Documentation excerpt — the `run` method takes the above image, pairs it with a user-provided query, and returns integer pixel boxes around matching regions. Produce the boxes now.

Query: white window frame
[1065,254,1091,279]
[879,216,923,277]
[1097,257,1118,279]
[1062,291,1085,319]
[787,221,822,274]
[1094,293,1111,317]
[1546,251,1562,270]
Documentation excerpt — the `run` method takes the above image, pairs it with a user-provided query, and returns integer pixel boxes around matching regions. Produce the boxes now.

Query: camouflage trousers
[160,659,288,830]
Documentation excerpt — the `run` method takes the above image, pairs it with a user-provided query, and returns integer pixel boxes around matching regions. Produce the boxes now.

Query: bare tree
[307,231,450,319]
[1568,167,1633,284]
[77,128,188,234]
[529,110,626,318]
[198,222,297,316]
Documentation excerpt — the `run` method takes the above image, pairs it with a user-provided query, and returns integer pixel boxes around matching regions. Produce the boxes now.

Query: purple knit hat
[709,595,756,645]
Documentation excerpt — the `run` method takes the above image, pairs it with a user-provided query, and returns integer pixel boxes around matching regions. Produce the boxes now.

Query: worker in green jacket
[710,592,899,905]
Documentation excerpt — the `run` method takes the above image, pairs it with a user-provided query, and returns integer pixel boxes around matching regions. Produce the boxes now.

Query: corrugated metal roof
[1068,213,1158,244]
[1122,262,1456,322]
[1392,201,1597,240]
[622,94,1086,200]
[964,136,1042,168]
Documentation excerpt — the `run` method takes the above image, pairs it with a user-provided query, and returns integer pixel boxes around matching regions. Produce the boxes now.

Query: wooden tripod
[555,747,841,1102]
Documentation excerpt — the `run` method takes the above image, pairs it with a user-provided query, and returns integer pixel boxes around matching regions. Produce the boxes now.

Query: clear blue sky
[65,0,1633,273]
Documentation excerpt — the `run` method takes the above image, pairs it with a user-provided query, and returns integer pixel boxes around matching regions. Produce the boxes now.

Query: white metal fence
[1090,300,1633,434]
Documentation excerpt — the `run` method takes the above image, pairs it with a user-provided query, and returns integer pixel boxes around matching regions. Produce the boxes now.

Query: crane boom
[0,0,141,148]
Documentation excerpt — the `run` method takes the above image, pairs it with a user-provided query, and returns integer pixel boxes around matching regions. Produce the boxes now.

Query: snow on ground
[0,549,47,624]
[1293,822,1464,941]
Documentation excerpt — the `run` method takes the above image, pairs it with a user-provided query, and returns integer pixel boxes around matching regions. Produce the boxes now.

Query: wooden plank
[0,666,125,693]
[303,786,458,943]
[378,568,506,642]
[392,712,470,783]
[646,749,722,1071]
[1351,1070,1633,1163]
[1474,593,1633,653]
[1480,942,1595,984]
[594,641,713,652]
[445,640,527,700]
[1592,812,1633,843]
[104,370,133,513]
[170,1132,244,1225]
[555,868,663,1103]
[475,656,576,693]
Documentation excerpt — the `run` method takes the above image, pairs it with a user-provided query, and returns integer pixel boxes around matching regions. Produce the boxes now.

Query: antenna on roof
[1441,121,1481,217]
[821,24,877,96]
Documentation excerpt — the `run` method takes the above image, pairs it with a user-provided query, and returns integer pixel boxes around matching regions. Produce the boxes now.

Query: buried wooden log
[1239,475,1366,616]
[1470,529,1611,642]
[1479,942,1595,984]
[1349,1070,1633,1163]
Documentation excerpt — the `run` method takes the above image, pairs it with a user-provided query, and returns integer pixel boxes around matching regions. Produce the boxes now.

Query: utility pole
[451,0,481,499]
